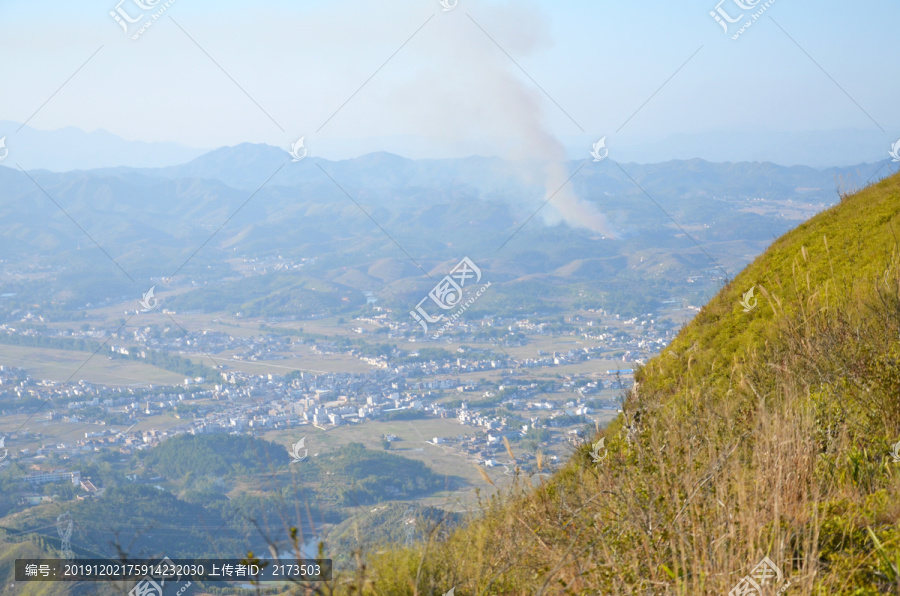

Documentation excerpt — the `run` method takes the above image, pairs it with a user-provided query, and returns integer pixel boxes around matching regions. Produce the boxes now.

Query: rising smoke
[376,1,615,236]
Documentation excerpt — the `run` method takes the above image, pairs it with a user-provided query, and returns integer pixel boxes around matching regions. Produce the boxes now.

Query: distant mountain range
[0,141,896,318]
[1,122,897,171]
[0,121,207,171]
[560,129,898,168]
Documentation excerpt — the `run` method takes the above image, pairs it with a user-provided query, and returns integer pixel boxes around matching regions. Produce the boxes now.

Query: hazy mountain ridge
[2,121,893,172]
[0,121,207,171]
[85,142,892,196]
[1,145,892,318]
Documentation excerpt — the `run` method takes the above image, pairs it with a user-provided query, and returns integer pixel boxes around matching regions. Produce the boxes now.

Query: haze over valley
[1,1,898,594]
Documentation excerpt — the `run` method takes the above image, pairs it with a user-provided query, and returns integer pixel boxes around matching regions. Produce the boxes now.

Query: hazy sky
[1,0,898,165]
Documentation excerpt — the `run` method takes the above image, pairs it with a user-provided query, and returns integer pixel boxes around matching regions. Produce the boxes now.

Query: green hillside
[311,442,450,506]
[3,485,242,560]
[138,433,290,480]
[325,172,900,594]
[0,528,120,596]
[322,503,463,568]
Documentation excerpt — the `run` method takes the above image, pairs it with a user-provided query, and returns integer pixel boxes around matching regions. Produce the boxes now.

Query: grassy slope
[0,529,122,596]
[326,172,900,595]
[644,171,900,397]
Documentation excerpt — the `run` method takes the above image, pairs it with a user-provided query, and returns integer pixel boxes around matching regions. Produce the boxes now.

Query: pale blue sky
[1,0,897,165]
